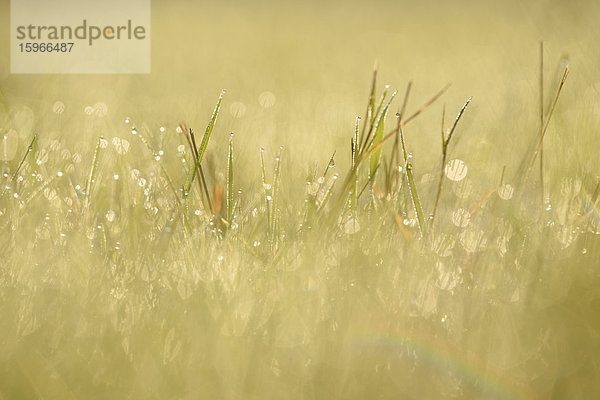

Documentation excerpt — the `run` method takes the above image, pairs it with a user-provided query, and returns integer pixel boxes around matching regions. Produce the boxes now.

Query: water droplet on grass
[106,210,116,222]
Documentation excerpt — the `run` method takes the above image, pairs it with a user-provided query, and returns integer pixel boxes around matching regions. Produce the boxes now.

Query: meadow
[1,0,600,399]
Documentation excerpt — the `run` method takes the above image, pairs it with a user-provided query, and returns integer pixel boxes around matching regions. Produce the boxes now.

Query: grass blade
[260,148,271,235]
[197,90,225,164]
[0,134,37,199]
[432,97,471,225]
[227,133,234,224]
[396,117,426,238]
[520,66,569,197]
[271,150,282,244]
[84,136,104,212]
[539,41,545,206]
[369,91,397,179]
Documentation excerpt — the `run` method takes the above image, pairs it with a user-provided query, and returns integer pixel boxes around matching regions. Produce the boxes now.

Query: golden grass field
[1,0,600,398]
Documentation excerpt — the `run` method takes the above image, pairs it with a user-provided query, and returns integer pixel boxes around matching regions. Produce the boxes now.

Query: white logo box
[11,0,150,73]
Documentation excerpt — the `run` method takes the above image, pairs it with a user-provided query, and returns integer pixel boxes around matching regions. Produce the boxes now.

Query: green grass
[1,64,600,400]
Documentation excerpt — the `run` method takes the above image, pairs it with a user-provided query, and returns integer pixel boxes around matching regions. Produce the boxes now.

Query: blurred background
[2,2,600,399]
[1,0,599,177]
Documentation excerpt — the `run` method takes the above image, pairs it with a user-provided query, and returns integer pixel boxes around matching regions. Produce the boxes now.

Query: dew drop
[106,210,116,222]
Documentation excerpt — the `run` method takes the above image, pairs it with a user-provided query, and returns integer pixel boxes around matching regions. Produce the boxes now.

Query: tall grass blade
[390,81,412,194]
[197,91,225,164]
[361,84,388,152]
[369,91,397,179]
[431,97,471,226]
[227,133,234,224]
[84,136,104,211]
[271,150,282,244]
[539,41,545,205]
[260,148,271,235]
[397,118,426,237]
[0,134,37,199]
[360,64,378,142]
[521,66,569,197]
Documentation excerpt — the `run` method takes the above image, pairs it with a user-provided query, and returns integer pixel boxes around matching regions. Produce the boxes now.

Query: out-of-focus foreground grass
[1,0,600,399]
